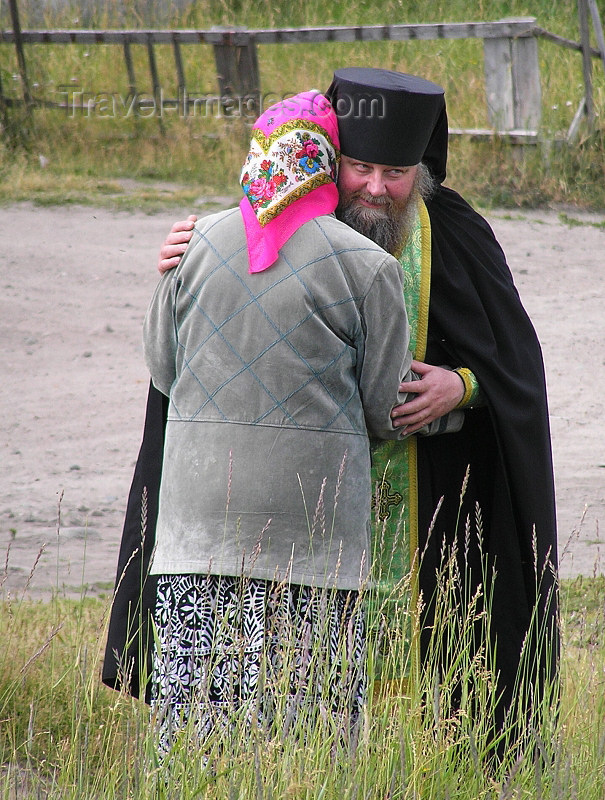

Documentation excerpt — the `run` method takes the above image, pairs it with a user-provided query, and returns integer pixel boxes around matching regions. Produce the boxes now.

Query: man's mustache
[352,192,391,207]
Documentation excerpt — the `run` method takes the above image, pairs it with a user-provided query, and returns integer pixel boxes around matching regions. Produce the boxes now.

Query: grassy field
[1,558,604,798]
[0,0,604,210]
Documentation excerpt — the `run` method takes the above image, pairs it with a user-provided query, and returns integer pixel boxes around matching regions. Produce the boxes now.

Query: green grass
[1,0,604,210]
[1,537,604,798]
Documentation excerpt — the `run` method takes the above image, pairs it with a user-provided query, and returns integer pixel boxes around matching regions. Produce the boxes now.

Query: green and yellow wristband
[453,367,480,409]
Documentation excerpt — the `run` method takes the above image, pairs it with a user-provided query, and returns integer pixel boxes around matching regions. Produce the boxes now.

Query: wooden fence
[2,11,605,142]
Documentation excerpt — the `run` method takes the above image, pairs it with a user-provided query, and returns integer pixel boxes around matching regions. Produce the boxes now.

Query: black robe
[419,185,559,739]
[101,382,166,704]
[410,109,558,741]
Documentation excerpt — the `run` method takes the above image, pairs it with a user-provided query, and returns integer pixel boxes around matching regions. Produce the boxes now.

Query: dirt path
[1,202,603,597]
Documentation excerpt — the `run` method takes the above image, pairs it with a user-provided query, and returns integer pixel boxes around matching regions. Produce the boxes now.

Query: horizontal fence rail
[0,19,540,45]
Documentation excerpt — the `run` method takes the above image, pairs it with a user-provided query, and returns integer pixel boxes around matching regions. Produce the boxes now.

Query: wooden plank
[0,65,10,134]
[146,37,164,133]
[146,38,161,100]
[239,36,260,114]
[123,41,137,95]
[448,127,538,143]
[386,19,536,41]
[230,20,538,43]
[122,40,142,130]
[212,27,260,116]
[213,43,235,101]
[567,97,588,142]
[7,0,32,108]
[587,0,605,75]
[511,34,541,130]
[483,37,515,130]
[1,20,539,46]
[578,0,595,122]
[533,26,601,56]
[172,37,186,94]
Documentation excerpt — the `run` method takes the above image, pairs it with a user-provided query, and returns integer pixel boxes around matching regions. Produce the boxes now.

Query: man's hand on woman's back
[158,215,197,273]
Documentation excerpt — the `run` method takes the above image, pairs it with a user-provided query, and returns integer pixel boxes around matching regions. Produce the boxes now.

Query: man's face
[336,155,420,256]
[337,155,419,207]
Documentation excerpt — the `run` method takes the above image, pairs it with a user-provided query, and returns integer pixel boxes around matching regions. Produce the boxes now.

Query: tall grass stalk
[0,0,604,209]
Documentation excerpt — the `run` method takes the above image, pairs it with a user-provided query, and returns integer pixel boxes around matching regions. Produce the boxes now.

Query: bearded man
[103,68,559,758]
[327,70,558,755]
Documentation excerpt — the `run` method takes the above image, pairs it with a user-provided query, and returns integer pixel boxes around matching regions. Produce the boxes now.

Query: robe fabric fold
[418,185,559,732]
[101,380,164,703]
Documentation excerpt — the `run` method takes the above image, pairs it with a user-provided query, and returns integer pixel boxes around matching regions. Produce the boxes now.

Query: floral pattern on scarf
[241,122,338,226]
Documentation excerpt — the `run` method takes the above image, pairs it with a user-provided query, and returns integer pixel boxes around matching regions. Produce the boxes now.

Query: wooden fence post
[483,17,541,132]
[569,0,604,140]
[0,68,10,135]
[8,0,32,110]
[587,0,605,75]
[577,0,595,126]
[123,41,138,105]
[212,28,260,117]
[172,36,186,98]
[146,35,165,134]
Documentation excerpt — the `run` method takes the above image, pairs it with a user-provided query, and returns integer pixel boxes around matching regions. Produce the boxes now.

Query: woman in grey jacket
[143,91,415,755]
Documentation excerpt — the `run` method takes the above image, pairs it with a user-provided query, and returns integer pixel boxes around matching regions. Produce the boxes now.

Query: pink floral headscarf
[240,91,340,273]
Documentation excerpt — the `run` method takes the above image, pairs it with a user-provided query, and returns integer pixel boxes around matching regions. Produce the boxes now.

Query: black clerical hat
[326,68,445,167]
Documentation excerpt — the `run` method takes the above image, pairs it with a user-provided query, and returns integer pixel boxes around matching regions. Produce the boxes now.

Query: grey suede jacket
[143,209,415,589]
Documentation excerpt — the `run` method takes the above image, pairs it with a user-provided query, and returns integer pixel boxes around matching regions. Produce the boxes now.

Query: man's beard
[335,164,435,256]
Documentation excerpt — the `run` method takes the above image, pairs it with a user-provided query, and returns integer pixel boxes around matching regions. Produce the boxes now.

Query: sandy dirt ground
[1,201,604,597]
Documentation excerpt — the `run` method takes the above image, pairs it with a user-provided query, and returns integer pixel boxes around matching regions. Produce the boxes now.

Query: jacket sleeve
[357,253,414,440]
[143,273,178,397]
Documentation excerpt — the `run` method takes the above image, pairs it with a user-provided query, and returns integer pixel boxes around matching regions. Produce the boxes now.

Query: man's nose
[365,170,386,196]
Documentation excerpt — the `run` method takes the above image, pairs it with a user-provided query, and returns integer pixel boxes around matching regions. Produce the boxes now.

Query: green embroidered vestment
[369,198,431,686]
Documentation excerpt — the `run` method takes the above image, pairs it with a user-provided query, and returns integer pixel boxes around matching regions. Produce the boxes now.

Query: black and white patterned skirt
[151,573,366,754]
